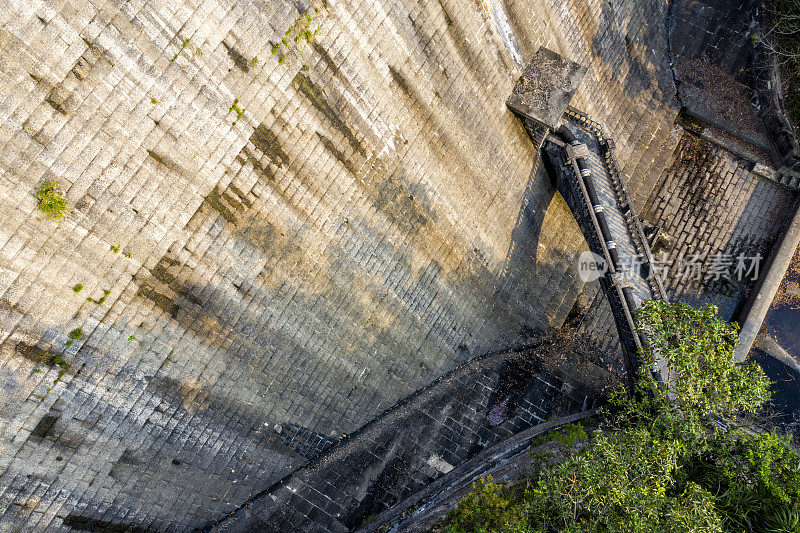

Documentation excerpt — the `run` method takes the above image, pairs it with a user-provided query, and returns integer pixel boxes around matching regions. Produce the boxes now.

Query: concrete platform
[506,47,587,130]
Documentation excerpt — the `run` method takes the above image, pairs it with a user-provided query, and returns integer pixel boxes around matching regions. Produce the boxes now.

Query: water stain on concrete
[250,124,289,168]
[223,41,250,73]
[292,72,366,156]
[61,514,151,533]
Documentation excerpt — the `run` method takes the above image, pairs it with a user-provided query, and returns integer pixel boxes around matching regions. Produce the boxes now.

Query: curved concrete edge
[735,197,800,362]
[356,408,599,533]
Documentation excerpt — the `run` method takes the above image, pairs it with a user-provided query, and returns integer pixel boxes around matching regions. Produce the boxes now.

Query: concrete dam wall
[0,0,678,529]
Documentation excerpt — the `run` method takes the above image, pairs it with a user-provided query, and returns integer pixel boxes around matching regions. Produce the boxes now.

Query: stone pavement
[642,130,798,321]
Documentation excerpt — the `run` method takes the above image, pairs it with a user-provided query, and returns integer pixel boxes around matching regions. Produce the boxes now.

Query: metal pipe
[622,286,638,314]
[607,240,620,268]
[594,207,613,243]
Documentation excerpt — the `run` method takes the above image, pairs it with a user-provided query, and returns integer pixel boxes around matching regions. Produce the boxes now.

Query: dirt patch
[772,244,800,309]
[522,327,621,396]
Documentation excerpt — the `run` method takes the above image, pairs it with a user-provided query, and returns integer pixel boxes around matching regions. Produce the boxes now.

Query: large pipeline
[554,126,618,271]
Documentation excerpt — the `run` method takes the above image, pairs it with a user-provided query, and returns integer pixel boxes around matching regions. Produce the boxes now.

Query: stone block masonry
[642,131,798,321]
[208,336,608,532]
[0,0,679,530]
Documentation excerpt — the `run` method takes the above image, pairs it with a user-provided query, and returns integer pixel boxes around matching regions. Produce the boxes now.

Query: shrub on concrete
[442,476,526,533]
[35,180,69,220]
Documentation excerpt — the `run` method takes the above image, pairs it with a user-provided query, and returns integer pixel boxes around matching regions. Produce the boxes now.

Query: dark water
[754,304,800,435]
[762,304,800,363]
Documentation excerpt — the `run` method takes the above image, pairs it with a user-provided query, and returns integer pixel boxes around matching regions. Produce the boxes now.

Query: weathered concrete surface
[0,0,678,530]
[208,334,610,532]
[670,0,773,156]
[357,408,599,533]
[507,47,587,130]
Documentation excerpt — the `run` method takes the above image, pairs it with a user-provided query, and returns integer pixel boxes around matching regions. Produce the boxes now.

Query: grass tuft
[35,181,69,220]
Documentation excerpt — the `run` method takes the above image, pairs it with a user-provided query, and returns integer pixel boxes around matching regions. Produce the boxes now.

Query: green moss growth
[531,422,589,448]
[271,8,321,64]
[73,283,84,293]
[88,289,110,305]
[35,181,69,220]
[230,99,245,123]
[68,328,83,340]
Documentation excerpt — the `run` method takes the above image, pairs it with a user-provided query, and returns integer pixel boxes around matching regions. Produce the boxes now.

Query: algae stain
[291,72,366,156]
[250,125,289,167]
[316,131,360,176]
[223,42,250,73]
[204,186,240,225]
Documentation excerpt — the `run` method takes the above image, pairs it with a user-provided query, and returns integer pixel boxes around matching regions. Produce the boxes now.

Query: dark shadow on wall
[591,0,674,102]
[2,149,576,533]
[477,144,587,356]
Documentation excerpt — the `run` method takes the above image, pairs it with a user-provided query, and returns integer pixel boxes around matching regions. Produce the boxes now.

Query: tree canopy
[441,302,799,533]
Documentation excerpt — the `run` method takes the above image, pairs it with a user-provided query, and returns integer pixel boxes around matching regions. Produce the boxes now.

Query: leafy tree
[636,300,771,419]
[439,302,799,533]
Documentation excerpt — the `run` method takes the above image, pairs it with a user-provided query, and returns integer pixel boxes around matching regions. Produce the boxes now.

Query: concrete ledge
[735,197,800,361]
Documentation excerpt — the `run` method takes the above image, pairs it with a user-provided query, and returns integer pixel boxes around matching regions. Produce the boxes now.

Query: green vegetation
[66,327,83,347]
[230,98,245,124]
[171,37,194,63]
[764,0,800,128]
[53,355,69,381]
[271,8,320,64]
[35,181,69,220]
[151,98,158,104]
[444,477,526,533]
[530,423,588,448]
[440,302,798,533]
[73,283,83,293]
[110,244,119,253]
[88,289,110,305]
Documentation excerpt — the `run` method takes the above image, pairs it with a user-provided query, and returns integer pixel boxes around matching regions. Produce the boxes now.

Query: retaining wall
[0,0,677,529]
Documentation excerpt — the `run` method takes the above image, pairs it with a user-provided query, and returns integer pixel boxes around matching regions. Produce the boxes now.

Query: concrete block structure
[1,0,795,530]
